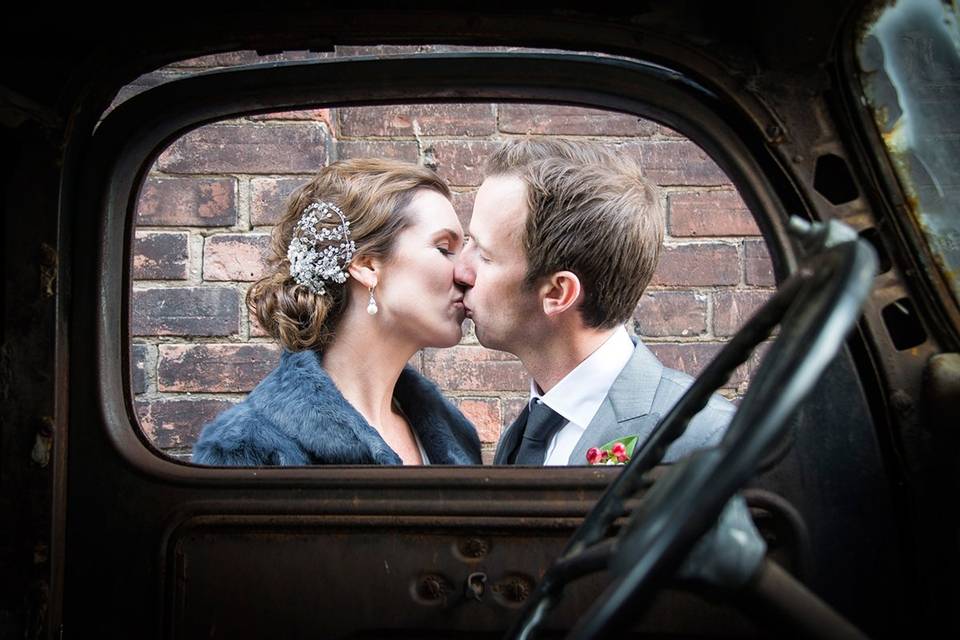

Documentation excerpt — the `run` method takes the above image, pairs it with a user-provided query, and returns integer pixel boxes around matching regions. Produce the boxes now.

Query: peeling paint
[857,0,960,303]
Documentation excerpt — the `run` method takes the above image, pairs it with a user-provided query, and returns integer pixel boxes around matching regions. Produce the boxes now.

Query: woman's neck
[320,316,416,431]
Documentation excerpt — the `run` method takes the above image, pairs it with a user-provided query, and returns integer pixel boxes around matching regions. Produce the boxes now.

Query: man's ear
[347,255,378,289]
[540,271,582,318]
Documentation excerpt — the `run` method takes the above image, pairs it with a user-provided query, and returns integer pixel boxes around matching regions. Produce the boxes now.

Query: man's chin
[471,323,500,351]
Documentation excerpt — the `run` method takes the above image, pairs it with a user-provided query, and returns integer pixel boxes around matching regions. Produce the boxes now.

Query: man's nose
[453,250,475,288]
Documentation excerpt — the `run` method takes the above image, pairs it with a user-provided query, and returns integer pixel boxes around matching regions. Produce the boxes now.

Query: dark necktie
[511,399,568,465]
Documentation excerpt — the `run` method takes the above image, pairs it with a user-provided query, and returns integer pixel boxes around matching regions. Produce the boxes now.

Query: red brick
[131,344,150,394]
[450,190,477,230]
[649,340,774,391]
[634,290,707,337]
[249,108,331,124]
[621,140,728,186]
[136,177,236,227]
[648,342,746,387]
[338,103,496,137]
[455,397,502,444]
[158,344,281,392]
[429,140,501,187]
[157,123,329,174]
[136,398,237,449]
[744,240,776,286]
[336,140,419,162]
[407,351,423,374]
[668,190,759,237]
[133,232,189,280]
[250,177,307,226]
[713,290,774,337]
[423,346,528,392]
[501,397,529,431]
[248,309,270,337]
[650,243,740,287]
[481,444,497,465]
[498,104,659,136]
[203,234,273,282]
[132,287,239,336]
[657,124,686,137]
[743,340,773,383]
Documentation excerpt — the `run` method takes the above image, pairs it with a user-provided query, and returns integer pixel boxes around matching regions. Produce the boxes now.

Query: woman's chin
[431,321,465,348]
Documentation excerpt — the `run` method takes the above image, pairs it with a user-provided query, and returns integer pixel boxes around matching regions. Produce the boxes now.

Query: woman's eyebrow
[433,228,464,243]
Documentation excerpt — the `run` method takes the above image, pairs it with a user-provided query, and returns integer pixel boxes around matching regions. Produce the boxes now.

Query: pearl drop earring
[366,286,378,315]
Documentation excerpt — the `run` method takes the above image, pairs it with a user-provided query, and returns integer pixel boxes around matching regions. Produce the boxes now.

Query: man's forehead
[471,174,527,242]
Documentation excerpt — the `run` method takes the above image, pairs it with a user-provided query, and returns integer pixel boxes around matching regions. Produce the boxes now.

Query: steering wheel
[506,218,878,640]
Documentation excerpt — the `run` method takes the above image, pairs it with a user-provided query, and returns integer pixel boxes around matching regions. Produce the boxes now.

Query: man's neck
[520,325,622,394]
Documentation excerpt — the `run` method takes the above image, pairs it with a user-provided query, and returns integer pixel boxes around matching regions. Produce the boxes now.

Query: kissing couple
[193,137,734,467]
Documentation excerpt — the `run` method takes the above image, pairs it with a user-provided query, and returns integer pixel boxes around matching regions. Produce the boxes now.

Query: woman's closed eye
[437,246,455,257]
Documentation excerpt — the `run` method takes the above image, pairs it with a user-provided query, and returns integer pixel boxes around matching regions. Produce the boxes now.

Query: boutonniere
[586,435,639,465]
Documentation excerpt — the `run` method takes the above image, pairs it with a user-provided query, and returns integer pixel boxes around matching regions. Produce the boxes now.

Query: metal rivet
[414,574,451,606]
[458,537,489,559]
[493,575,534,605]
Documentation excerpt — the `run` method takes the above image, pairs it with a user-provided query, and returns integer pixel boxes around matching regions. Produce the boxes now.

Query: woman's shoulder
[191,349,376,466]
[192,400,301,466]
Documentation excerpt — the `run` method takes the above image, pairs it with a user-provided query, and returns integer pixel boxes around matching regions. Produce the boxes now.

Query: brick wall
[128,51,775,462]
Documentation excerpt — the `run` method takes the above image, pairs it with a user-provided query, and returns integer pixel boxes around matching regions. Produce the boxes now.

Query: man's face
[454,175,543,354]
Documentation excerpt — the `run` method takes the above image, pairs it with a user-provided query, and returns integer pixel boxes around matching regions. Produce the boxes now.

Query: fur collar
[194,349,481,466]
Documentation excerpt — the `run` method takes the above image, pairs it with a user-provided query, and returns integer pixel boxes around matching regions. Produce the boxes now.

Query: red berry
[612,442,626,456]
[586,447,602,464]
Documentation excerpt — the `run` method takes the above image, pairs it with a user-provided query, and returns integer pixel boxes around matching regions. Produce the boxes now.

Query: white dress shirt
[531,325,636,465]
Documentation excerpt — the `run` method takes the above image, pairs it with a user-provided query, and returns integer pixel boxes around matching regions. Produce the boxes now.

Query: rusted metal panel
[857,0,960,305]
[165,515,764,638]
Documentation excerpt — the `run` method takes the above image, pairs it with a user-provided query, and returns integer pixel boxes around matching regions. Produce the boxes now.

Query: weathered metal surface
[924,352,960,429]
[857,0,960,305]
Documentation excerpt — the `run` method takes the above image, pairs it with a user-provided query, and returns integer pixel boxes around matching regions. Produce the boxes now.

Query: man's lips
[458,295,472,317]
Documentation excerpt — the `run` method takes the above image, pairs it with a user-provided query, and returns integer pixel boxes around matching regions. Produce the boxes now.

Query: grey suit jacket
[493,339,735,465]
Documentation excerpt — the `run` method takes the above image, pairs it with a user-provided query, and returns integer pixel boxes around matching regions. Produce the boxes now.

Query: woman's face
[375,189,466,348]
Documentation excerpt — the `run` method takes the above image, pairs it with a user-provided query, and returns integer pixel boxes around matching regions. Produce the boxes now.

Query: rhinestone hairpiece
[286,200,356,296]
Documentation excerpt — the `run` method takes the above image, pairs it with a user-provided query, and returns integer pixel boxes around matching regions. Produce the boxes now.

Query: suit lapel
[567,339,665,465]
[493,404,529,465]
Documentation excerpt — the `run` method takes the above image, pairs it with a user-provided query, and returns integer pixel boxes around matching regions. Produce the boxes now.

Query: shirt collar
[530,325,636,428]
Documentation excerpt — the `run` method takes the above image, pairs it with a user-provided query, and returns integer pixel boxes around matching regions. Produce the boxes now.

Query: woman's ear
[540,271,582,318]
[347,255,379,289]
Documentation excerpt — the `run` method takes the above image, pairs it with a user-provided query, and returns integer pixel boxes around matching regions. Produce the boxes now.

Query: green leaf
[600,435,639,457]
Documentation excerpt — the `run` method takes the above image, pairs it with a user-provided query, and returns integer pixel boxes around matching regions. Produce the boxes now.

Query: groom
[454,138,735,465]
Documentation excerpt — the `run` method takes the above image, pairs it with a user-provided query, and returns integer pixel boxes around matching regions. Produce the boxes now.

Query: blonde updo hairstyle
[248,158,452,352]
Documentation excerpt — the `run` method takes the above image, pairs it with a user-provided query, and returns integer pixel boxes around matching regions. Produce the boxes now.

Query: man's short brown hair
[485,138,665,329]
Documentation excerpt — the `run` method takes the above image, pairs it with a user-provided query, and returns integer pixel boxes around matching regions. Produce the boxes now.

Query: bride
[193,159,481,466]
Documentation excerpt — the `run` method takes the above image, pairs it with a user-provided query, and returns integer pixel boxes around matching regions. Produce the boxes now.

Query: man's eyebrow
[466,233,486,252]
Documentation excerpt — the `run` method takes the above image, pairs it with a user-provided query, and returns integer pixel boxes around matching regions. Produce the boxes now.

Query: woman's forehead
[406,190,463,236]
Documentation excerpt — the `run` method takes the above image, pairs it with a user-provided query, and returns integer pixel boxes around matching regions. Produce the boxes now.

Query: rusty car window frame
[835,0,960,349]
[856,0,960,309]
[86,52,800,484]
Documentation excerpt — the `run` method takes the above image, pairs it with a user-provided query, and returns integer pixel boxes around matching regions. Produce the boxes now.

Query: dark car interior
[1,2,957,638]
